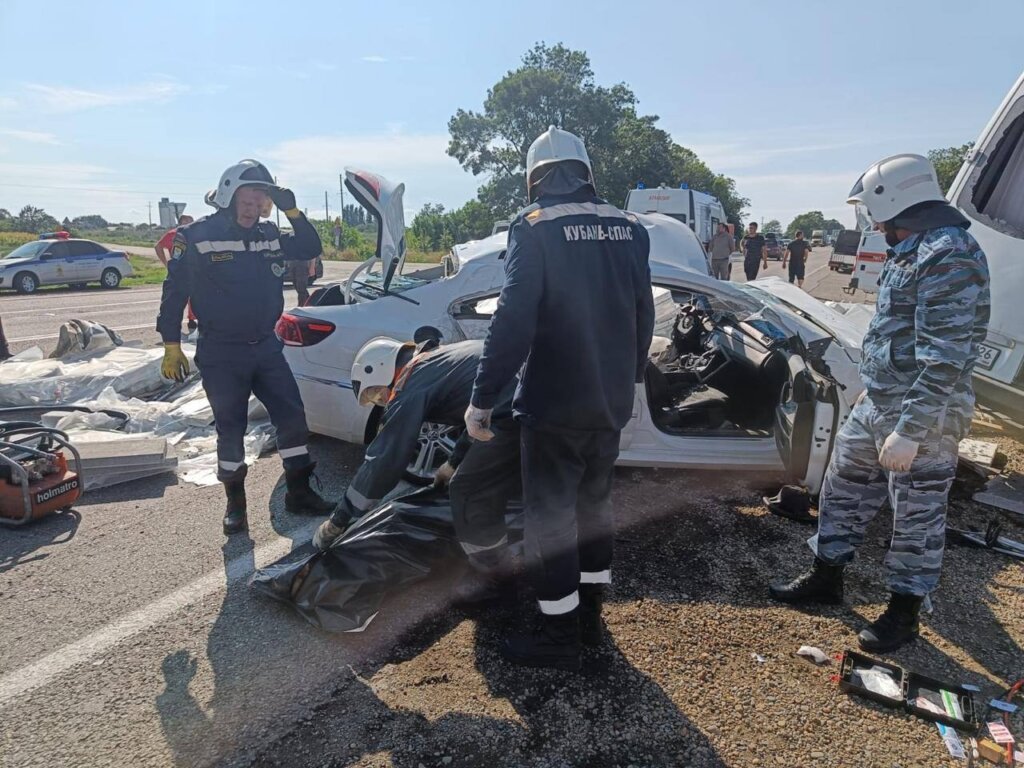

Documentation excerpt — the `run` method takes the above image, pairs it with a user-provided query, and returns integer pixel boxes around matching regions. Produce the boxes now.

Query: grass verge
[123,255,167,286]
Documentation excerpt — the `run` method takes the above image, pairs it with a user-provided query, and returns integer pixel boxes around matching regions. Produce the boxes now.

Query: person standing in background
[155,214,197,331]
[740,222,767,281]
[707,222,734,280]
[782,230,812,288]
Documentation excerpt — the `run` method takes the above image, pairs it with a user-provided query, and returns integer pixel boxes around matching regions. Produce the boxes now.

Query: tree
[70,214,109,230]
[14,205,59,233]
[448,42,747,222]
[928,142,973,194]
[409,200,496,252]
[785,210,827,238]
[763,219,782,234]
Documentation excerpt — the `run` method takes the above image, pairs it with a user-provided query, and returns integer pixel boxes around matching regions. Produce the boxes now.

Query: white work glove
[464,405,494,442]
[878,432,919,472]
[433,461,456,488]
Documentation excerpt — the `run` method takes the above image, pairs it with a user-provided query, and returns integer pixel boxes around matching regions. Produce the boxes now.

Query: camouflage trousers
[808,396,959,596]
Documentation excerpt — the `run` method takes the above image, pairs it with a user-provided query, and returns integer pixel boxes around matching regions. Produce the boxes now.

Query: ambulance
[624,184,728,248]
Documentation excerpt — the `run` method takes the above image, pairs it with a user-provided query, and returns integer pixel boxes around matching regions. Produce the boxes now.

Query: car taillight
[276,313,336,346]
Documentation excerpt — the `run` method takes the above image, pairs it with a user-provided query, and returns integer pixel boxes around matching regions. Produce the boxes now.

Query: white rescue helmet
[206,159,275,210]
[526,125,594,200]
[846,154,945,224]
[351,337,409,406]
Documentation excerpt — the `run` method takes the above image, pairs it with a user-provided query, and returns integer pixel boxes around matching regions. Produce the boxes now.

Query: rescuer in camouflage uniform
[770,154,990,652]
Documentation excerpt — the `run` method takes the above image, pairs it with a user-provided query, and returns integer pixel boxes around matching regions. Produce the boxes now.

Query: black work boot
[284,463,334,516]
[768,557,844,605]
[579,585,605,647]
[221,466,248,535]
[858,592,923,652]
[501,610,582,671]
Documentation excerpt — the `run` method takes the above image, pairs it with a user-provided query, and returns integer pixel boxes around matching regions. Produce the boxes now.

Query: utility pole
[324,190,329,224]
[147,201,152,226]
[338,173,344,229]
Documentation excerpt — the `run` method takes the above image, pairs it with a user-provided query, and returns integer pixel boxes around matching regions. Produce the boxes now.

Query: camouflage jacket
[859,225,990,442]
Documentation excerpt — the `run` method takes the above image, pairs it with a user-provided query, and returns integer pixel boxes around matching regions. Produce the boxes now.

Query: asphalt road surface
[0,261,362,356]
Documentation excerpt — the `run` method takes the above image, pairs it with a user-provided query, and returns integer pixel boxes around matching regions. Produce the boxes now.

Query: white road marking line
[0,521,319,705]
[0,298,161,317]
[0,286,164,302]
[11,323,158,343]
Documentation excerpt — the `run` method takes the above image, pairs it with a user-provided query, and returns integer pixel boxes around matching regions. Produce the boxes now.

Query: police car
[0,234,133,294]
[280,169,865,494]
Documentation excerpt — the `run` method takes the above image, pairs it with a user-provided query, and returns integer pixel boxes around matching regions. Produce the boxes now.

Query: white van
[624,185,727,248]
[949,71,1024,418]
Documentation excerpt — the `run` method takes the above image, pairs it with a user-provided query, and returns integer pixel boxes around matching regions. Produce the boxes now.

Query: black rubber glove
[268,186,297,212]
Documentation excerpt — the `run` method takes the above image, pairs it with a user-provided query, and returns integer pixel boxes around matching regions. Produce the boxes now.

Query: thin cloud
[24,79,188,113]
[360,55,389,63]
[0,130,61,145]
[0,97,17,110]
[262,132,479,218]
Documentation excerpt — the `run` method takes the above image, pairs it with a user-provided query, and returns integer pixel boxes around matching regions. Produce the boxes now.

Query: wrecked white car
[279,170,865,494]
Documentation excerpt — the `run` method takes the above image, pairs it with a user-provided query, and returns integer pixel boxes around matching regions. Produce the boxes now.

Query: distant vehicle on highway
[0,238,133,294]
[763,232,783,260]
[810,230,825,246]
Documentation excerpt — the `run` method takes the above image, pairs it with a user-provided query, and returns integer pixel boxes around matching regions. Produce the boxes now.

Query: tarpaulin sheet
[251,488,480,633]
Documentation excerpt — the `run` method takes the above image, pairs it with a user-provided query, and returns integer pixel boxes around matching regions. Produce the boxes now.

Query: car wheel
[101,268,122,289]
[13,272,38,294]
[404,422,462,485]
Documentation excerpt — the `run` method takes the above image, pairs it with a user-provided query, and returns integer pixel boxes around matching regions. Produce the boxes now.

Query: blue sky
[0,0,1021,229]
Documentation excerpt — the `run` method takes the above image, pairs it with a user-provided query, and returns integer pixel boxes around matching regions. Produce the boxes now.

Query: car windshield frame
[2,241,50,260]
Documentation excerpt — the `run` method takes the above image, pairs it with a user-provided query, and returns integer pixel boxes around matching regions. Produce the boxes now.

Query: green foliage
[123,255,169,286]
[447,42,748,224]
[341,203,368,227]
[310,218,376,261]
[70,214,109,230]
[0,231,36,256]
[763,219,782,234]
[927,142,973,195]
[409,200,495,252]
[1,205,60,233]
[100,228,162,247]
[784,211,843,238]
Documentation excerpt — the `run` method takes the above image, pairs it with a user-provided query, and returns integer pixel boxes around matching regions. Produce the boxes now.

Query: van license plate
[976,343,1000,370]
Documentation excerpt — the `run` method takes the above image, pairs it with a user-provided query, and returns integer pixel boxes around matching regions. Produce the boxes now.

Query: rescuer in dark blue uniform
[312,337,520,603]
[467,127,655,670]
[156,159,334,535]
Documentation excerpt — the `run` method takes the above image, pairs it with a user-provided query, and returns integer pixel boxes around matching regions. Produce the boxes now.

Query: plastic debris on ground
[948,520,1024,561]
[0,325,277,487]
[71,437,178,491]
[851,666,903,700]
[251,487,508,633]
[795,645,831,666]
[974,472,1024,517]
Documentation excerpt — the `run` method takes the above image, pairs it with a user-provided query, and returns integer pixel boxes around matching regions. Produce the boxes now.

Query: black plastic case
[838,650,979,732]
